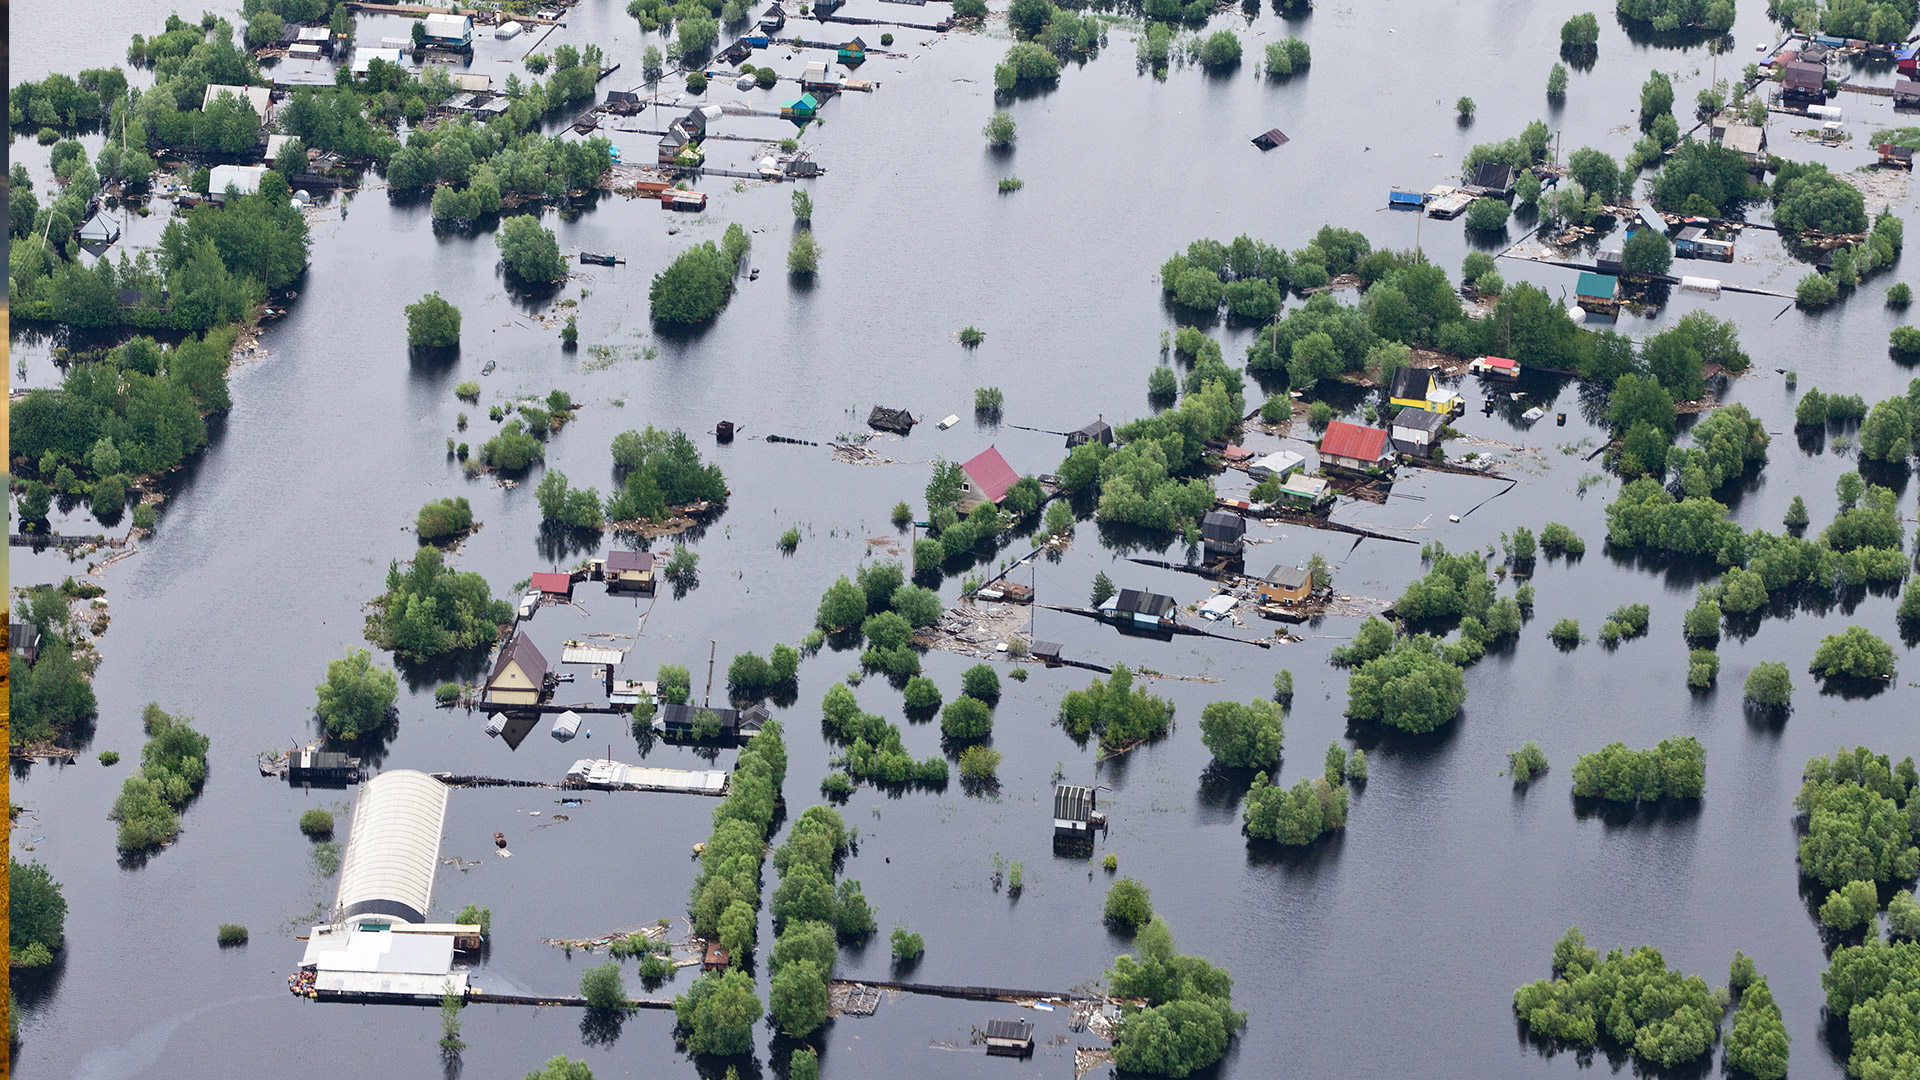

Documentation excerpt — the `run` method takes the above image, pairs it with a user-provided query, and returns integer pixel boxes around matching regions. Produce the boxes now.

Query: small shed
[288,747,357,784]
[1318,421,1392,471]
[1029,640,1062,665]
[202,83,274,125]
[1273,472,1332,510]
[868,406,916,434]
[606,551,656,590]
[1053,784,1097,835]
[1469,355,1520,379]
[1631,205,1668,238]
[1899,79,1920,108]
[486,632,550,706]
[1257,565,1311,604]
[1200,510,1247,558]
[1066,418,1114,449]
[703,941,731,970]
[1463,161,1514,196]
[1388,189,1425,209]
[530,571,573,599]
[960,446,1020,509]
[551,710,583,742]
[1248,450,1305,481]
[760,3,787,30]
[838,36,866,63]
[661,702,745,738]
[1721,121,1768,163]
[984,1019,1035,1056]
[1594,248,1624,274]
[495,19,524,38]
[1879,143,1915,169]
[77,215,120,245]
[1389,406,1447,457]
[10,621,42,666]
[1251,128,1289,151]
[782,92,820,120]
[605,89,640,113]
[1574,271,1621,315]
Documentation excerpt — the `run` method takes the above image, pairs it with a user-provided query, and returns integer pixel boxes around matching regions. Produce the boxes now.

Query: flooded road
[10,0,1920,1077]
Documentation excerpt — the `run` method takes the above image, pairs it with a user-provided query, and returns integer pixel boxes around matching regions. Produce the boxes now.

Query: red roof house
[1318,421,1392,471]
[960,446,1019,509]
[531,572,573,597]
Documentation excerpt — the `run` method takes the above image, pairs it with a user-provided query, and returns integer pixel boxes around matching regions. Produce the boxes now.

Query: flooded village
[9,0,1920,1078]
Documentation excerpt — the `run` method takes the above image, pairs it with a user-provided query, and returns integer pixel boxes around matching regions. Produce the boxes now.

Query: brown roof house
[487,632,550,707]
[606,550,655,591]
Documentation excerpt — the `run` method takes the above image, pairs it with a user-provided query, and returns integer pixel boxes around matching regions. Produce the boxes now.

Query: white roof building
[208,163,269,200]
[333,769,449,925]
[202,83,273,125]
[352,47,406,74]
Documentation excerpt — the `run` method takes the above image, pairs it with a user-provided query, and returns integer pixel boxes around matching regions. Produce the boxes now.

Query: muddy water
[10,0,1920,1077]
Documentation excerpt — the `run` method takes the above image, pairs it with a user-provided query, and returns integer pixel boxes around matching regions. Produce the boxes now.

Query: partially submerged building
[530,571,573,600]
[1100,588,1177,631]
[985,1019,1035,1056]
[202,83,273,127]
[1387,368,1463,416]
[1053,783,1101,837]
[10,621,41,666]
[960,446,1019,510]
[1721,121,1768,165]
[1468,355,1519,379]
[1674,226,1734,260]
[1574,271,1621,316]
[1200,510,1247,560]
[486,632,550,707]
[1389,406,1447,458]
[1271,472,1333,510]
[606,550,656,590]
[421,12,473,50]
[333,769,449,925]
[207,163,269,201]
[1247,450,1304,482]
[1066,418,1114,449]
[1782,60,1827,103]
[1256,565,1312,604]
[660,702,769,739]
[1317,421,1392,472]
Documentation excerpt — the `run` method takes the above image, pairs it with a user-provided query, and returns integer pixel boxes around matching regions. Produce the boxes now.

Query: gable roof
[490,632,549,687]
[1391,407,1446,434]
[1389,367,1431,400]
[1481,355,1517,370]
[1264,565,1311,589]
[985,1019,1033,1041]
[1113,589,1175,618]
[1251,128,1289,150]
[1319,420,1390,462]
[1054,784,1094,821]
[607,550,654,573]
[1469,161,1513,189]
[530,572,572,595]
[1201,510,1246,542]
[1575,271,1618,298]
[961,446,1019,504]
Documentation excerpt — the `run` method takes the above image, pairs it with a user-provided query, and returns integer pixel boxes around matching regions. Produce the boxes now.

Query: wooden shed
[984,1018,1035,1056]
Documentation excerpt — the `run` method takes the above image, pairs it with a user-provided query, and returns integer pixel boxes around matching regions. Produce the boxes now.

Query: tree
[1105,917,1243,1077]
[1570,738,1705,801]
[1547,63,1568,97]
[1640,71,1674,129]
[769,959,829,1036]
[1344,638,1467,732]
[1561,12,1599,47]
[1465,197,1509,231]
[416,497,473,541]
[672,969,763,1056]
[961,663,1001,702]
[1810,626,1896,681]
[1567,147,1620,203]
[496,215,565,284]
[315,648,399,739]
[787,229,821,275]
[524,1057,596,1080]
[581,961,628,1011]
[1456,96,1476,118]
[11,639,98,748]
[10,860,67,968]
[439,984,466,1052]
[1514,929,1720,1068]
[940,696,993,740]
[791,188,813,221]
[1198,30,1241,67]
[982,111,1016,147]
[1509,742,1549,784]
[1798,271,1839,307]
[1725,977,1789,1080]
[1622,229,1672,275]
[1774,163,1867,234]
[890,926,925,960]
[1091,571,1116,607]
[1104,878,1153,929]
[816,576,866,631]
[406,291,461,347]
[650,241,738,323]
[1744,662,1793,708]
[1198,699,1284,768]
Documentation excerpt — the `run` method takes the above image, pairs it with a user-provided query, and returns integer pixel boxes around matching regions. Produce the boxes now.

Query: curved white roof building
[334,770,448,924]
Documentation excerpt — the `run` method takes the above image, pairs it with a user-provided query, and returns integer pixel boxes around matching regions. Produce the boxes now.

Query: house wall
[1258,581,1309,603]
[489,660,539,705]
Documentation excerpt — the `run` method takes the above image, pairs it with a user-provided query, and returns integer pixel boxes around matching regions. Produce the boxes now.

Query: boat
[494,831,508,847]
[578,251,620,266]
[481,360,496,376]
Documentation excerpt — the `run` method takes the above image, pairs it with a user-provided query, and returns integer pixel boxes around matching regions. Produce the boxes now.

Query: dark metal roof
[1054,784,1095,821]
[489,632,549,688]
[1030,640,1062,658]
[661,703,743,731]
[607,550,654,572]
[1389,367,1430,400]
[1469,161,1513,190]
[868,406,916,433]
[1113,589,1175,618]
[1390,407,1446,433]
[605,90,639,104]
[1251,128,1289,150]
[1263,565,1311,589]
[1201,510,1246,542]
[985,1019,1033,1041]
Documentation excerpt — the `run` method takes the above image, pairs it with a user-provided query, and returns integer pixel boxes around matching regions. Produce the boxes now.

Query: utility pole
[703,639,716,707]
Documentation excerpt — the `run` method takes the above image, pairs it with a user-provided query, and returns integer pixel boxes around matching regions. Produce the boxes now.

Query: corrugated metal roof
[1053,784,1094,822]
[1391,407,1446,433]
[962,446,1020,504]
[1319,421,1390,462]
[561,643,624,666]
[334,770,449,924]
[551,710,583,740]
[1575,272,1618,298]
[607,550,654,572]
[1113,589,1175,618]
[985,1019,1033,1041]
[1264,565,1311,588]
[1201,510,1246,542]
[531,571,573,595]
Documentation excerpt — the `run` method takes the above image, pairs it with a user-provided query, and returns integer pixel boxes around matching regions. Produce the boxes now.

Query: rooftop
[1319,420,1391,462]
[1391,407,1446,434]
[489,631,549,687]
[1264,565,1311,589]
[962,446,1020,504]
[607,550,654,573]
[1575,271,1619,298]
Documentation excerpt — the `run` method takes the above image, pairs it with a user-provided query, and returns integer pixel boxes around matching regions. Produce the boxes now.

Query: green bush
[582,961,629,1010]
[1244,772,1347,844]
[1513,927,1719,1068]
[1571,738,1705,801]
[1687,648,1719,688]
[299,809,335,837]
[1465,197,1510,231]
[108,704,210,852]
[10,859,67,967]
[1743,662,1793,708]
[1198,698,1284,768]
[940,696,993,740]
[1509,742,1548,784]
[958,744,1001,780]
[890,926,924,960]
[1810,626,1896,681]
[405,291,461,347]
[480,420,543,470]
[99,750,120,766]
[315,649,399,739]
[496,215,565,284]
[1198,29,1241,68]
[415,496,474,541]
[1889,282,1912,307]
[217,924,248,946]
[1103,877,1153,929]
[982,111,1016,147]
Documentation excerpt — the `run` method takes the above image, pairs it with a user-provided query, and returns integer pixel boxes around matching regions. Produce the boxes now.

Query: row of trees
[821,681,948,788]
[683,719,787,1012]
[768,806,871,1038]
[649,224,751,323]
[1569,737,1706,801]
[1513,927,1721,1067]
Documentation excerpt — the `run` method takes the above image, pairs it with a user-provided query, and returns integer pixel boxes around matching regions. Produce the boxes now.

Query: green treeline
[1796,747,1919,892]
[1059,664,1174,751]
[685,720,786,949]
[605,426,729,522]
[1514,928,1723,1067]
[1569,737,1705,801]
[363,546,514,661]
[1242,771,1347,844]
[649,225,751,324]
[10,859,69,968]
[10,583,100,749]
[768,806,873,1038]
[820,682,947,786]
[108,703,211,852]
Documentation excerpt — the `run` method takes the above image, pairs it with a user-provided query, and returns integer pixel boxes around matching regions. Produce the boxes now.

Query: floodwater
[9,0,1920,1077]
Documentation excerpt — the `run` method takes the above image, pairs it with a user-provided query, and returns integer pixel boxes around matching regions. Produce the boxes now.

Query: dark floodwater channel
[10,0,1920,1077]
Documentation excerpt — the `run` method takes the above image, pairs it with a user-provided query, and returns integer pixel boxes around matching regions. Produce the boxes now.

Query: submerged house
[1200,510,1247,560]
[606,550,656,590]
[838,35,866,63]
[530,571,573,600]
[11,621,41,666]
[1100,588,1178,631]
[486,632,550,707]
[984,1019,1035,1056]
[781,92,821,121]
[1318,421,1392,472]
[1389,406,1447,458]
[959,446,1019,510]
[1674,226,1735,261]
[1782,60,1827,102]
[1879,143,1916,169]
[1387,368,1463,416]
[1066,418,1114,449]
[1898,78,1920,109]
[1461,161,1515,197]
[202,83,274,127]
[421,12,474,49]
[1721,121,1768,165]
[1053,784,1100,837]
[1247,450,1304,482]
[1272,472,1333,510]
[1574,271,1621,315]
[1256,565,1312,604]
[660,702,769,739]
[1468,355,1520,379]
[760,3,787,30]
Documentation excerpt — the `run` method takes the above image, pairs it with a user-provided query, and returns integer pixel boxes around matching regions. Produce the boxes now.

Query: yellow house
[1256,565,1311,604]
[607,550,655,590]
[486,632,549,706]
[1388,368,1463,416]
